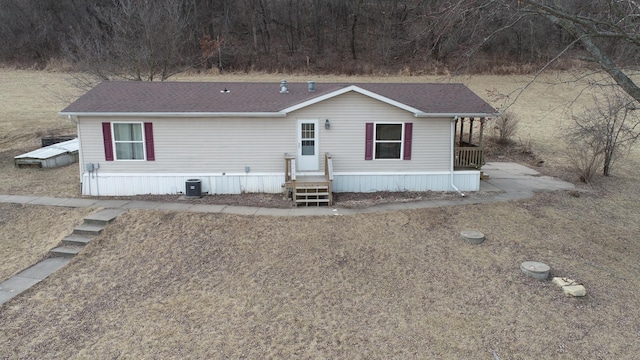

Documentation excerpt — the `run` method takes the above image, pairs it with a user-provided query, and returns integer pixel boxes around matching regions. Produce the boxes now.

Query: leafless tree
[567,89,640,178]
[515,0,640,103]
[63,0,195,82]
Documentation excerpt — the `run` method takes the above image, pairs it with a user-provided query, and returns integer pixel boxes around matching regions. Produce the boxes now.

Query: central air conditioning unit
[185,179,202,198]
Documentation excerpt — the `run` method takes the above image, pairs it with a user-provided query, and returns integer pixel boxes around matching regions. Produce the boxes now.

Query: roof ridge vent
[280,80,288,94]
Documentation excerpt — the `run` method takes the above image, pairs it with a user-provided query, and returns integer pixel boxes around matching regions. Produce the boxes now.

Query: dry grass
[0,150,80,197]
[0,69,79,153]
[1,69,640,358]
[0,203,92,281]
[1,190,639,358]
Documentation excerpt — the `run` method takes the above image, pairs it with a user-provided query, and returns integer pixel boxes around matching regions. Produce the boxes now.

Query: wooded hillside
[1,0,636,76]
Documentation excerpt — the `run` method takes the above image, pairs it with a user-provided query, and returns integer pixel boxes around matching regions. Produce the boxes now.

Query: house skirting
[81,171,480,196]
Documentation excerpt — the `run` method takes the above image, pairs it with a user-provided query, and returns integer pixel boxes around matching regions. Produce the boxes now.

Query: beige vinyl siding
[290,92,451,173]
[78,90,452,176]
[79,116,296,174]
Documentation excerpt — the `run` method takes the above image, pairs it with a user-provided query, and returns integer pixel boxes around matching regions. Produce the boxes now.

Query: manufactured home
[60,81,497,205]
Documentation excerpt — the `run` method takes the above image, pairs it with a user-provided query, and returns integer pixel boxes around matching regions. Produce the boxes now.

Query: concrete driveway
[480,162,576,195]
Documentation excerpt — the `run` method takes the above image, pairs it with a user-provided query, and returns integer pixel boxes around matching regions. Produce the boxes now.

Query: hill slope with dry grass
[1,70,640,358]
[1,193,640,358]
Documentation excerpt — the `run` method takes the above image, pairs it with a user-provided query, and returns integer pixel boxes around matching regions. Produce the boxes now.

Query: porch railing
[324,153,333,205]
[454,147,484,169]
[284,153,296,183]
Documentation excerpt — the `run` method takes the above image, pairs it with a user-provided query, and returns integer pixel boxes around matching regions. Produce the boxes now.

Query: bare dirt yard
[1,69,639,358]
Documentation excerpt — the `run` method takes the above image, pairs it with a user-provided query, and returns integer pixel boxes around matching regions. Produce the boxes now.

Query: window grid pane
[301,123,315,140]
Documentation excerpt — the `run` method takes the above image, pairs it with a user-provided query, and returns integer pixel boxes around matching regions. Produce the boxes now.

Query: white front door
[297,119,319,171]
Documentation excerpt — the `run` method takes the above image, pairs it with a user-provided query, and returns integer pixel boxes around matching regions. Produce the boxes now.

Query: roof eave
[281,85,425,114]
[59,111,287,118]
[414,112,499,118]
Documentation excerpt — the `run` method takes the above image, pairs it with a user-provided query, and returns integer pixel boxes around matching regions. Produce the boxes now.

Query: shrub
[567,143,603,183]
[493,111,519,144]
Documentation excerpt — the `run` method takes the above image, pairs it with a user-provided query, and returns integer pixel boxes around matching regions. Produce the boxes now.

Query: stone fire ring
[521,261,550,280]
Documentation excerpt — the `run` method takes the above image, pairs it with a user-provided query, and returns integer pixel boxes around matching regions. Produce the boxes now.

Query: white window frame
[112,121,146,161]
[373,122,405,160]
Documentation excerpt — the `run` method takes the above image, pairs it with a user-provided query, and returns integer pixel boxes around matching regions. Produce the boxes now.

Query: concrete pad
[0,290,16,305]
[154,203,195,211]
[483,162,541,177]
[332,208,358,216]
[0,195,40,204]
[188,204,227,213]
[120,200,160,209]
[478,181,502,192]
[221,205,259,215]
[0,276,41,304]
[18,258,71,280]
[254,207,292,216]
[22,196,68,206]
[91,199,132,208]
[286,207,337,216]
[57,198,100,208]
[85,208,126,223]
[74,223,105,236]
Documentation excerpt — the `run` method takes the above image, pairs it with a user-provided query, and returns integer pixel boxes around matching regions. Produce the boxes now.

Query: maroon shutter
[144,122,155,161]
[403,122,413,160]
[365,122,374,160]
[102,122,114,161]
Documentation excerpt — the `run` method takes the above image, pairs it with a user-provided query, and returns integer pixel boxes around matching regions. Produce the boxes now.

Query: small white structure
[14,138,79,168]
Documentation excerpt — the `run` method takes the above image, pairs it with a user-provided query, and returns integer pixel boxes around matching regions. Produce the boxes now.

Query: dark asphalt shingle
[60,81,497,115]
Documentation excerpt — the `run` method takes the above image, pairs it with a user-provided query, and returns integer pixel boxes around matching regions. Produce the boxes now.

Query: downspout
[450,116,465,197]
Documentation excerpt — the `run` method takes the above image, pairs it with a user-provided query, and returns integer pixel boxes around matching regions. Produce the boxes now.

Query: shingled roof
[60,81,497,117]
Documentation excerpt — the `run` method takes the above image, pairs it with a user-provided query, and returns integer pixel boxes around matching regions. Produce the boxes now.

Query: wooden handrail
[284,153,296,182]
[325,153,333,206]
[324,153,333,181]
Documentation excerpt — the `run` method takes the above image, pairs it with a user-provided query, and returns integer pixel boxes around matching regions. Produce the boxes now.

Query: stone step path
[0,209,124,305]
[49,209,122,258]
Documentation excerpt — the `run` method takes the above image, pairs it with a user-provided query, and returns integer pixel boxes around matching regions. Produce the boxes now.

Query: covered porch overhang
[454,116,489,170]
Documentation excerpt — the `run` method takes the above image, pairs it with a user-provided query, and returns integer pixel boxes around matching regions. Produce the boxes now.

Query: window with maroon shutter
[366,122,412,160]
[403,122,412,160]
[102,122,114,161]
[103,122,155,161]
[365,123,374,160]
[144,122,155,161]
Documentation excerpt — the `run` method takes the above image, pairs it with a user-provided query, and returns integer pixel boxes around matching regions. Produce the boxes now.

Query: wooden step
[295,186,329,191]
[295,198,330,203]
[295,191,329,196]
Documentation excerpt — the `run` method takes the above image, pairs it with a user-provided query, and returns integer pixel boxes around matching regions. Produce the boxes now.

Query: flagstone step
[62,234,95,247]
[50,246,83,258]
[83,208,124,226]
[73,223,105,236]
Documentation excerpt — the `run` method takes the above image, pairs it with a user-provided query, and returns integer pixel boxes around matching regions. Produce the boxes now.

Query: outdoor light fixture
[325,119,330,129]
